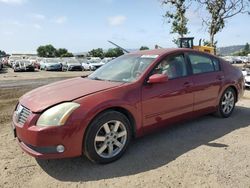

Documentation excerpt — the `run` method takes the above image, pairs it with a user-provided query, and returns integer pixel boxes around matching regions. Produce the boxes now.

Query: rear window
[188,54,219,74]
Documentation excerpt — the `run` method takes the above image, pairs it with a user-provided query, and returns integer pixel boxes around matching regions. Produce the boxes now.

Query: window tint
[153,54,187,79]
[188,54,216,74]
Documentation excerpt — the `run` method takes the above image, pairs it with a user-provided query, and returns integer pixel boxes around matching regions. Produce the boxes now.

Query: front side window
[152,54,187,79]
[188,54,216,74]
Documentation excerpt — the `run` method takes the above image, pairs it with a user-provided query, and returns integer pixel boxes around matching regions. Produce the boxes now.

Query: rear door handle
[217,75,225,81]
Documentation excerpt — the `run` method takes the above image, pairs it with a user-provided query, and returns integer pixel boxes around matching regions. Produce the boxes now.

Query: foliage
[56,48,68,57]
[104,48,124,57]
[244,42,250,52]
[88,48,104,58]
[203,39,217,48]
[139,46,150,50]
[61,52,74,57]
[37,45,73,58]
[162,0,189,40]
[0,50,6,57]
[197,0,250,47]
[88,48,124,58]
[37,45,57,57]
[233,43,250,56]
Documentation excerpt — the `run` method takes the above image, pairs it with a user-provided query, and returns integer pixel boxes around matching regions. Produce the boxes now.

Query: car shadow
[36,105,250,182]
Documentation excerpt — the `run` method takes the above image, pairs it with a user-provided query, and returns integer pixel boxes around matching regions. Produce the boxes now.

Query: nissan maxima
[12,48,244,163]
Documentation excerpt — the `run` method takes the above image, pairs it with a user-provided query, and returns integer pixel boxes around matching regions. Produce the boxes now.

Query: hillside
[217,45,245,56]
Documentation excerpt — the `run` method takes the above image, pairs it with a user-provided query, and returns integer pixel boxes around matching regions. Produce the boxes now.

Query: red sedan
[12,48,244,163]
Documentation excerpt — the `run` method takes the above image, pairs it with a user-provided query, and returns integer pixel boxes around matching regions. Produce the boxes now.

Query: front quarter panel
[73,82,142,151]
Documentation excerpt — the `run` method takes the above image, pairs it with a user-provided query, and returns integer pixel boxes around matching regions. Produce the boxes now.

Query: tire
[84,111,131,164]
[216,87,236,118]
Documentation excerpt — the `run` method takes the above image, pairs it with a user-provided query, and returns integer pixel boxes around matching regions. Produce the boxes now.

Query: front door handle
[183,82,192,88]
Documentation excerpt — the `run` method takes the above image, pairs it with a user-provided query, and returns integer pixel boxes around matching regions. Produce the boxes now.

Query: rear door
[186,52,224,112]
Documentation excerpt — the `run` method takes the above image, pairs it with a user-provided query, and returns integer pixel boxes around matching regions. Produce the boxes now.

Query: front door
[141,53,194,128]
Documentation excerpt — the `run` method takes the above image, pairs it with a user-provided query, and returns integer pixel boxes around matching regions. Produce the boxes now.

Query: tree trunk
[210,34,214,47]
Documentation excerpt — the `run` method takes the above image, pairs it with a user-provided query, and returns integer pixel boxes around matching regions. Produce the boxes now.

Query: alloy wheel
[94,120,127,158]
[221,90,235,115]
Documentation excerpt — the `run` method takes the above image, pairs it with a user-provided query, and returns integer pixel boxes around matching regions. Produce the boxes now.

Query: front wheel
[84,111,131,164]
[216,87,236,118]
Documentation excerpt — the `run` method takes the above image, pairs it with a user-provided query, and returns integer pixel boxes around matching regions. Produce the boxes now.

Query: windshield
[88,54,157,82]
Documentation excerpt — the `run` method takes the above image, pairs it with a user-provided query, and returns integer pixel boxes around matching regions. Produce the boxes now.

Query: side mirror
[147,74,168,84]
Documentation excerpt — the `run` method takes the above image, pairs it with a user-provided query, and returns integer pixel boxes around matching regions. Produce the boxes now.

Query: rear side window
[188,54,218,74]
[212,58,220,71]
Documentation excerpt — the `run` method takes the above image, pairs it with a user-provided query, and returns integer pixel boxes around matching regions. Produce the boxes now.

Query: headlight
[37,102,80,127]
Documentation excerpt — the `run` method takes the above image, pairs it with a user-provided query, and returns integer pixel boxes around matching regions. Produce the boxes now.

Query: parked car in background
[100,57,113,64]
[12,48,244,164]
[242,65,250,88]
[222,56,234,64]
[40,58,62,71]
[232,57,243,64]
[13,60,35,72]
[28,56,40,69]
[8,56,21,67]
[81,60,104,71]
[62,59,83,71]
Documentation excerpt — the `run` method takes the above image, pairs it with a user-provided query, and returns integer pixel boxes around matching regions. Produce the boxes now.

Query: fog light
[56,145,65,153]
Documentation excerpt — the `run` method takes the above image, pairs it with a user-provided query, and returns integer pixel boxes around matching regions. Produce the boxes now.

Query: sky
[0,0,249,54]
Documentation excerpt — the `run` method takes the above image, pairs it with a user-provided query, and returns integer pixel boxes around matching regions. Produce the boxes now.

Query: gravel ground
[0,68,250,188]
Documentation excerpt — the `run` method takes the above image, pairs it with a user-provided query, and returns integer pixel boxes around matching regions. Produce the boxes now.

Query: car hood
[19,77,123,113]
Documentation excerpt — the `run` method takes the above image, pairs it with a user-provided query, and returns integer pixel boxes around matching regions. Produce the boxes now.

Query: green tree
[244,43,250,53]
[88,48,104,58]
[140,46,149,50]
[37,44,57,57]
[162,0,189,41]
[56,48,68,57]
[0,50,6,57]
[61,52,74,57]
[198,0,250,47]
[105,48,124,57]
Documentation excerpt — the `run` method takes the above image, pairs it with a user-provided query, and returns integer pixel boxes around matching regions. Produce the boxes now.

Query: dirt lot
[0,68,250,188]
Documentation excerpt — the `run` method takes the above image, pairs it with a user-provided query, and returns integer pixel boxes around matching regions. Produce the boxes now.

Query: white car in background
[62,59,83,71]
[81,60,105,71]
[13,60,35,72]
[40,58,62,71]
[242,67,250,88]
[100,57,113,64]
[8,56,21,67]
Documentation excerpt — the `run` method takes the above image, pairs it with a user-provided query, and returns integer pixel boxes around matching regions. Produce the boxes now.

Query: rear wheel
[84,111,131,164]
[216,87,236,118]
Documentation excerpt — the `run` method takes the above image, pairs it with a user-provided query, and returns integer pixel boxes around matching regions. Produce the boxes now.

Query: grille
[16,104,31,125]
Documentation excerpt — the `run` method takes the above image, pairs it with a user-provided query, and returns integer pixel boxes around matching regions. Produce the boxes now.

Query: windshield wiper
[91,76,104,81]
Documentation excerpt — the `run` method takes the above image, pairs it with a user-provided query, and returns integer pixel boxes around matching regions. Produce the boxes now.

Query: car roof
[129,48,216,57]
[129,48,183,56]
